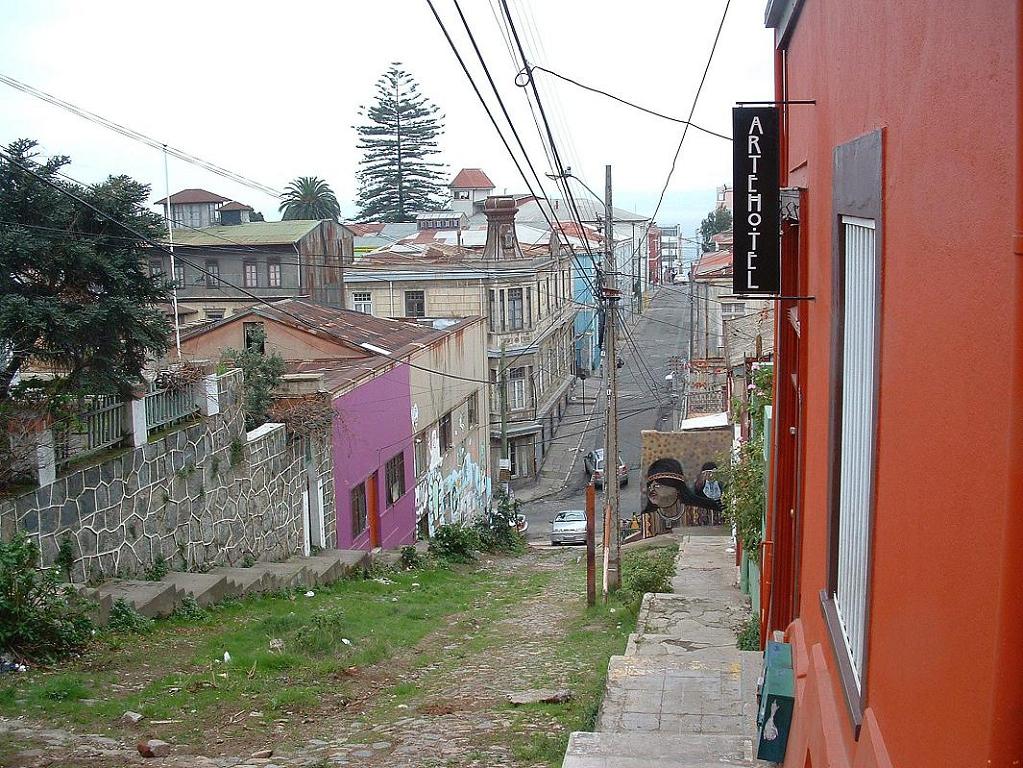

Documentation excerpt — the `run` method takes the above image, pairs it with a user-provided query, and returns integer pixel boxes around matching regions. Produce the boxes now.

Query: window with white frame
[204,260,220,289]
[243,260,258,288]
[509,367,527,410]
[352,291,373,314]
[267,260,282,288]
[414,431,428,478]
[833,215,879,688]
[508,287,524,330]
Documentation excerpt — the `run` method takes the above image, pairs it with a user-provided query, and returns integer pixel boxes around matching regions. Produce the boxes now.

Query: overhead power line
[0,150,498,388]
[423,0,599,298]
[646,0,732,229]
[0,73,283,199]
[524,65,732,142]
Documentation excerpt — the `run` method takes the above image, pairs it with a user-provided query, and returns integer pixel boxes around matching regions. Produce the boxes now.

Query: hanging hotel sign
[732,106,780,295]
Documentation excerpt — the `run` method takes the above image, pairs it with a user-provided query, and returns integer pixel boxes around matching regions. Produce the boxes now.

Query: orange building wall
[779,1,1020,766]
[179,318,362,362]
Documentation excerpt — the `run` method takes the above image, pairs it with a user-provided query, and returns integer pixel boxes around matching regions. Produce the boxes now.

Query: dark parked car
[583,448,628,488]
[550,509,587,546]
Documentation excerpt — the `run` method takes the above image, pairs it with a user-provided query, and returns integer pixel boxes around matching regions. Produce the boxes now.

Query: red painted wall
[776,1,1021,766]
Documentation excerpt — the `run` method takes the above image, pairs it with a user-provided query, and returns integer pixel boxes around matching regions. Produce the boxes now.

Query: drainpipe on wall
[388,280,394,317]
[988,9,1023,762]
[762,39,787,648]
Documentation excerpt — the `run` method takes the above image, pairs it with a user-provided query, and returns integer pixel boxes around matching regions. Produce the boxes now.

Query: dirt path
[0,546,624,768]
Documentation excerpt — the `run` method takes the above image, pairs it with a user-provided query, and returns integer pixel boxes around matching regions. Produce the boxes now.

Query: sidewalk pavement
[563,534,762,767]
[514,375,603,504]
[512,296,661,505]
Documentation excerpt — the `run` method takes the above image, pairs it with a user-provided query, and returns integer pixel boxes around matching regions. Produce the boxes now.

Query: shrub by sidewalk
[0,532,94,664]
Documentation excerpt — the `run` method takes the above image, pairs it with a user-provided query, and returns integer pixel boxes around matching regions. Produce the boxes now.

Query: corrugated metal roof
[220,201,254,212]
[163,220,323,246]
[694,249,733,277]
[181,298,447,356]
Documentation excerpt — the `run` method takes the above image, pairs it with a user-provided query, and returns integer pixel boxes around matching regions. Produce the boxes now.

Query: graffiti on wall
[416,429,492,535]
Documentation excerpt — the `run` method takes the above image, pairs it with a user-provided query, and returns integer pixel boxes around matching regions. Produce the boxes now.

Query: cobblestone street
[0,547,632,768]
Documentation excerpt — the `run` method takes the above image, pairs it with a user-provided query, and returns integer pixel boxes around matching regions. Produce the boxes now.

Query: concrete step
[596,653,760,738]
[370,548,402,569]
[562,731,754,767]
[98,579,179,619]
[69,585,113,626]
[160,571,237,607]
[252,561,311,590]
[337,548,371,574]
[209,566,272,597]
[301,552,349,585]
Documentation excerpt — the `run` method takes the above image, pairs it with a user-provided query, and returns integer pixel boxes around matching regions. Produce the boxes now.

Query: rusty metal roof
[162,220,323,246]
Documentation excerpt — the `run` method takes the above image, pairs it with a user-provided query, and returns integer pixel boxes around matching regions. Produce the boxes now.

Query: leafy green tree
[0,139,170,402]
[220,328,286,429]
[278,176,341,221]
[699,206,733,251]
[354,63,447,222]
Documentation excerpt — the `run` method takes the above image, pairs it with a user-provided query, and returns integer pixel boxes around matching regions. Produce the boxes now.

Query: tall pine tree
[355,64,446,222]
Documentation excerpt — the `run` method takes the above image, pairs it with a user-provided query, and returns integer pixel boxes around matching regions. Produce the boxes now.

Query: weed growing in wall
[55,536,75,583]
[229,438,245,468]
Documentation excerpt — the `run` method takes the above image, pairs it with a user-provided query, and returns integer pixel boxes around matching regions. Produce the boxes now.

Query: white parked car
[550,509,587,546]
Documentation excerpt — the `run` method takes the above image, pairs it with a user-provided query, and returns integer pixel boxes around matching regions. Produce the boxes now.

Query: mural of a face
[647,479,680,509]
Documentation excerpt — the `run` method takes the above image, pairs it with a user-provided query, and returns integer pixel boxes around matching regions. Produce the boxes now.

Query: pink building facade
[332,364,415,550]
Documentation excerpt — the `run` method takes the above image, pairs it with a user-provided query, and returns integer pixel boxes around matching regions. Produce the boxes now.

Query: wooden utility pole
[586,482,596,606]
[602,164,622,593]
[499,342,510,489]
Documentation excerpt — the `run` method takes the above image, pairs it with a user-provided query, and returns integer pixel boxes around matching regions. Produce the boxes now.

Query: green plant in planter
[719,432,765,563]
[736,611,760,650]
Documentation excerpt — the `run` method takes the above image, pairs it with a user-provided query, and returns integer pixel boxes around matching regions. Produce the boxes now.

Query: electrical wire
[0,73,282,198]
[643,0,732,241]
[524,65,732,141]
[496,0,604,277]
[423,0,600,303]
[0,149,500,388]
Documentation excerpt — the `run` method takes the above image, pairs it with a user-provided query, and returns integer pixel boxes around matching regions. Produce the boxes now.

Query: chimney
[482,196,521,261]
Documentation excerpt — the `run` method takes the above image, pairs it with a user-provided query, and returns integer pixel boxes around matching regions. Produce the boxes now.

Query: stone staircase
[82,549,374,623]
[562,535,762,768]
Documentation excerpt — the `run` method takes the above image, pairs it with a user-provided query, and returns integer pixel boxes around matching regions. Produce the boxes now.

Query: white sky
[0,0,773,245]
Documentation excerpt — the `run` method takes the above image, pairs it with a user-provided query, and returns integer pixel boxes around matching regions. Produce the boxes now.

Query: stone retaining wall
[0,370,336,582]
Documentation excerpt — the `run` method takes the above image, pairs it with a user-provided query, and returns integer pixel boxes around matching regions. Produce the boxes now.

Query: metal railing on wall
[53,395,125,471]
[144,383,199,436]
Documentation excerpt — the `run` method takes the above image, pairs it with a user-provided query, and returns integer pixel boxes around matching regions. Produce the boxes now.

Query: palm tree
[278,176,341,221]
